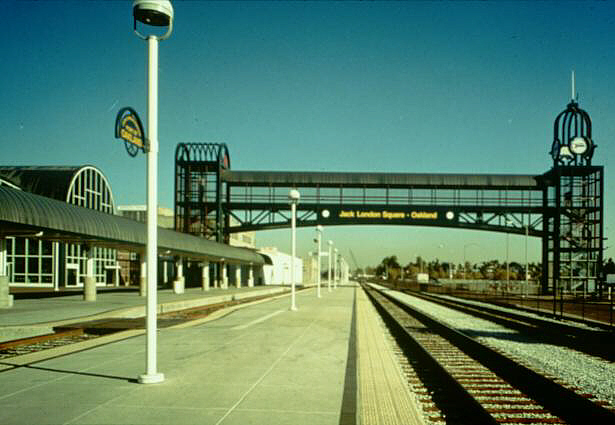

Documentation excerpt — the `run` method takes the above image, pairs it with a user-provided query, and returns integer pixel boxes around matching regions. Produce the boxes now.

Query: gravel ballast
[373,285,615,407]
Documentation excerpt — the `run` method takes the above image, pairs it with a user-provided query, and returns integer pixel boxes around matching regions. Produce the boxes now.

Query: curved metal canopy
[0,186,264,265]
[0,166,85,201]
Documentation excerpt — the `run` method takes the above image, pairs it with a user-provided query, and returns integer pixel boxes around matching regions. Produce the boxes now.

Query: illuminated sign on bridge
[322,206,457,225]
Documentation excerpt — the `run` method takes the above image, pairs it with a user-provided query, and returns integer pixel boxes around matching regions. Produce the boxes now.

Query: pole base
[290,305,298,311]
[138,372,165,384]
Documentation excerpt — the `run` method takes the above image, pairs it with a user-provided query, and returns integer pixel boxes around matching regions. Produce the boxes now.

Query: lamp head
[316,225,323,232]
[288,189,300,203]
[133,0,174,40]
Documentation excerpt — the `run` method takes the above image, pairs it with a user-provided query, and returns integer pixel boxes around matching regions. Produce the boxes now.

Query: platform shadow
[0,362,138,383]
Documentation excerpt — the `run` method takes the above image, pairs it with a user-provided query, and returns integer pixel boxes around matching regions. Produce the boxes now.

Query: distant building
[0,166,118,289]
[115,205,255,286]
[229,226,255,249]
[115,205,176,286]
[117,205,255,248]
[258,247,303,285]
[117,205,175,229]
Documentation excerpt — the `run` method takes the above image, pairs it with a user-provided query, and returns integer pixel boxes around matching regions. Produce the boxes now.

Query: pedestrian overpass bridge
[0,98,605,297]
[173,95,604,296]
[175,145,603,295]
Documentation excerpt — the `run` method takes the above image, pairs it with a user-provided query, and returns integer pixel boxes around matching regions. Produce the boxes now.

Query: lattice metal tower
[174,143,230,243]
[541,76,604,298]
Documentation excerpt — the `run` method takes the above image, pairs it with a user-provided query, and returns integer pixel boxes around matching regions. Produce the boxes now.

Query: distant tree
[376,255,401,280]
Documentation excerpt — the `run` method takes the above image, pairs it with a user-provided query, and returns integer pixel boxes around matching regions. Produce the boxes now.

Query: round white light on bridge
[446,211,455,220]
[322,209,330,218]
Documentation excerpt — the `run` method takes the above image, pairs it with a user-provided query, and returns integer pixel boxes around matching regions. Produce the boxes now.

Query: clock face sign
[570,137,588,155]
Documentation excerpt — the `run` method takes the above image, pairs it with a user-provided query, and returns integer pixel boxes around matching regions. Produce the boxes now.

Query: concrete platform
[0,283,426,425]
[0,285,358,425]
[0,285,290,342]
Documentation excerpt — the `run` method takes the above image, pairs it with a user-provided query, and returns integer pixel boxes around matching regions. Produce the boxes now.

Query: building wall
[2,166,118,289]
[117,205,175,229]
[259,247,303,285]
[116,205,176,286]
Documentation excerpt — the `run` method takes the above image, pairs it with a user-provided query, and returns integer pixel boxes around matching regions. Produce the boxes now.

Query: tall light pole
[328,240,333,292]
[525,223,529,295]
[289,189,300,311]
[316,225,323,298]
[506,220,513,287]
[333,248,338,289]
[133,0,173,385]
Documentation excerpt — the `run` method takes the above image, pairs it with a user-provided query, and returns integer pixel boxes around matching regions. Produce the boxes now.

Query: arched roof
[0,186,265,265]
[0,165,111,200]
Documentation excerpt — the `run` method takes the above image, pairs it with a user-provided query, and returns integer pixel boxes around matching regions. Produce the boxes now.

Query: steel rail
[408,291,615,361]
[372,285,615,424]
[363,285,499,425]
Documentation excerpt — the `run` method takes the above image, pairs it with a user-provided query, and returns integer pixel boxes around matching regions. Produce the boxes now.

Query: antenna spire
[571,70,575,102]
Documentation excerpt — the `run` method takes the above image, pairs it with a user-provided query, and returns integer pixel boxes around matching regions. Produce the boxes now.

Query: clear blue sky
[2,1,614,269]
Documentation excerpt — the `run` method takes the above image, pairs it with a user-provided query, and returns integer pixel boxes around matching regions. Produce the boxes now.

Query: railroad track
[363,284,615,425]
[403,290,615,362]
[0,290,288,362]
[0,330,96,360]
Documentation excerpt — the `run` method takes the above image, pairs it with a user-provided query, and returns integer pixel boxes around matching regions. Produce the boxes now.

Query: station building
[0,165,305,290]
[0,166,118,290]
[258,247,303,286]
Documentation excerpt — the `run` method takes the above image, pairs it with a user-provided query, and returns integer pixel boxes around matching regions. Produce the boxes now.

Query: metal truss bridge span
[220,170,546,237]
[174,142,604,296]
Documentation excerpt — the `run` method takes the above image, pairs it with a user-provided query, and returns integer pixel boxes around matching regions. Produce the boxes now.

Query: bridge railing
[228,186,545,207]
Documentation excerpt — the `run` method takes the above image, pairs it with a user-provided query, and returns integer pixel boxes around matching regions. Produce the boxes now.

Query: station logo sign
[115,107,146,157]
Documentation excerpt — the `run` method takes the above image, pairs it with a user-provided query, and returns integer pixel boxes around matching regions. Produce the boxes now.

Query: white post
[0,237,12,308]
[222,263,228,288]
[0,238,5,279]
[328,241,333,292]
[140,253,147,297]
[316,226,322,298]
[235,266,241,288]
[202,262,210,291]
[83,247,96,302]
[174,256,184,294]
[525,223,529,296]
[333,248,338,289]
[139,35,164,385]
[248,265,254,287]
[290,197,297,311]
[506,231,510,287]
